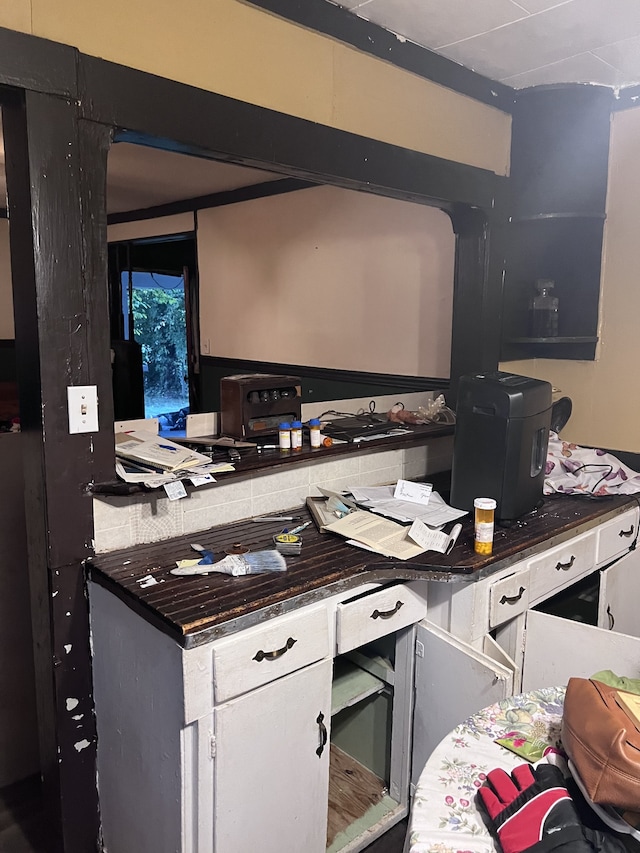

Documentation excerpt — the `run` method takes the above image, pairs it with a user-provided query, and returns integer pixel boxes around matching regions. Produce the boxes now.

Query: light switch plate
[67,385,99,434]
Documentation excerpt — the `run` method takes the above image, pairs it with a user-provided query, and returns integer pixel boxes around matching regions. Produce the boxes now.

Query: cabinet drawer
[336,584,426,654]
[489,569,531,628]
[597,508,639,566]
[528,532,595,603]
[212,606,330,703]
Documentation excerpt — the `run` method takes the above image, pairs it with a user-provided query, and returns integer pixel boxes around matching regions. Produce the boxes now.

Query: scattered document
[394,479,432,505]
[115,430,235,488]
[323,510,427,560]
[348,484,467,527]
[115,430,211,472]
[408,519,462,554]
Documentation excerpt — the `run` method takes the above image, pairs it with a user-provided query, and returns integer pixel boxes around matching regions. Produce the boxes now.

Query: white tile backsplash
[93,438,452,553]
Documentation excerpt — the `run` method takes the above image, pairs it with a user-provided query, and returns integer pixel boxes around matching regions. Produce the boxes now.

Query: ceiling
[106,144,282,215]
[331,0,640,90]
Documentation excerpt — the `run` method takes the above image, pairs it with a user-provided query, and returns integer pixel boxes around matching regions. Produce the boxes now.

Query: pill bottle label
[475,522,494,543]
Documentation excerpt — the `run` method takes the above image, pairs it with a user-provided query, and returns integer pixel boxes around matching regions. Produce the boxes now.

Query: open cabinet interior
[327,632,409,852]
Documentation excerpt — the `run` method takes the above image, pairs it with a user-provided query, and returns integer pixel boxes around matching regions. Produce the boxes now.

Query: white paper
[408,519,450,553]
[347,485,467,527]
[323,510,426,560]
[189,474,216,487]
[164,480,188,501]
[394,479,433,505]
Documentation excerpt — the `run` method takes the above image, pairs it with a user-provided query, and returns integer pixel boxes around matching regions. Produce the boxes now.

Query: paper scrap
[394,479,433,505]
[408,519,450,553]
[164,480,188,501]
[190,474,216,487]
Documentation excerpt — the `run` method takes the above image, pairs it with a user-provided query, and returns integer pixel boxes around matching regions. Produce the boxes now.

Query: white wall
[198,186,455,377]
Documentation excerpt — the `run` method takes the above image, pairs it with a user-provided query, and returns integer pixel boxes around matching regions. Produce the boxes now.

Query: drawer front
[212,605,330,703]
[489,569,531,629]
[597,508,639,566]
[528,532,595,603]
[336,584,426,654]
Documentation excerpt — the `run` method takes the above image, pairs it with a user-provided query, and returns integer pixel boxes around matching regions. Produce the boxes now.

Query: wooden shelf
[332,659,386,716]
[507,336,598,344]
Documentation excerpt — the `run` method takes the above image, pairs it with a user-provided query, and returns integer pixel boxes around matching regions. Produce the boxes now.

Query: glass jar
[529,279,559,338]
[474,497,497,555]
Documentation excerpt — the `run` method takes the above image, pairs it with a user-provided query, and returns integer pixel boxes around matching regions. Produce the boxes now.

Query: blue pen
[288,521,312,535]
[158,443,179,452]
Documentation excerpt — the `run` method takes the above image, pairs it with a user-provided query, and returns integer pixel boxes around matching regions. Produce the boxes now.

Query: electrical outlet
[201,338,211,355]
[67,385,99,434]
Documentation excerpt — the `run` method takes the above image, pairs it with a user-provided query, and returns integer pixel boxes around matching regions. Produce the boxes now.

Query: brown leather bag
[561,677,640,812]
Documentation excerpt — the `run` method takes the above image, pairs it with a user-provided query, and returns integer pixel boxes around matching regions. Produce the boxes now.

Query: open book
[322,510,463,561]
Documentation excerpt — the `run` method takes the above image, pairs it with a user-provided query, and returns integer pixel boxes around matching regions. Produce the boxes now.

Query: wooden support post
[3,88,113,852]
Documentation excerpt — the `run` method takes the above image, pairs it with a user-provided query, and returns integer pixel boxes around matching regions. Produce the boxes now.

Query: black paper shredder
[450,372,552,521]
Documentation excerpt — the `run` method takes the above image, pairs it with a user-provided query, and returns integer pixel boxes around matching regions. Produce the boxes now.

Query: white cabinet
[597,538,640,636]
[416,504,640,776]
[213,659,332,853]
[90,579,426,853]
[521,610,640,691]
[412,621,515,784]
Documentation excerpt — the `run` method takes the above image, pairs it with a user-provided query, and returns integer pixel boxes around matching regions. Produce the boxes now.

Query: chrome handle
[500,586,526,606]
[253,637,297,662]
[607,605,615,631]
[316,712,327,757]
[619,525,635,538]
[371,600,404,620]
[555,555,576,571]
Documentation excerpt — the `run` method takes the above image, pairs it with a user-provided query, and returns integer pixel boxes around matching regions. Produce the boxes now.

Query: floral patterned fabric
[544,432,640,496]
[407,686,566,853]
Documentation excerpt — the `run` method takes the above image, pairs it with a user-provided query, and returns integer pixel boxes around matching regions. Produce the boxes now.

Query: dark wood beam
[3,89,112,853]
[107,176,316,225]
[0,26,77,97]
[80,56,506,212]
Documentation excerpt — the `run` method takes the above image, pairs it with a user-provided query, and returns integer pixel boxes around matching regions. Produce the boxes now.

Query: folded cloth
[544,432,640,496]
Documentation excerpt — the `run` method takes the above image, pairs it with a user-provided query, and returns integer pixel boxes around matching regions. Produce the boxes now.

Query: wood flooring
[0,770,407,853]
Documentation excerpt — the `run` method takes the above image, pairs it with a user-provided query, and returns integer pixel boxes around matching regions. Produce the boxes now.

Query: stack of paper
[319,480,467,559]
[348,483,467,527]
[115,430,235,487]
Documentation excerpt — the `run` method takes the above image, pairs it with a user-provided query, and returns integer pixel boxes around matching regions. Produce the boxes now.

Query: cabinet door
[213,659,332,853]
[598,547,640,637]
[412,621,515,785]
[522,610,640,693]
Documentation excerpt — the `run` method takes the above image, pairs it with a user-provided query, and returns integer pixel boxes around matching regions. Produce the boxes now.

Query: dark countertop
[92,421,455,495]
[88,492,638,648]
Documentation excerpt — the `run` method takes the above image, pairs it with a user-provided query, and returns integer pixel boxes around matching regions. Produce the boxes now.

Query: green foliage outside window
[132,287,188,400]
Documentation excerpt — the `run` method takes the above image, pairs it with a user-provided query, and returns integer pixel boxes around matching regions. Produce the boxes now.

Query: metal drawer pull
[500,586,526,606]
[253,637,297,662]
[371,600,404,620]
[619,525,635,538]
[316,712,327,757]
[555,555,576,571]
[607,605,615,631]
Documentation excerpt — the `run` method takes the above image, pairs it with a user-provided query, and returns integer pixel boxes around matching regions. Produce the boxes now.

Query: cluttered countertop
[88,491,637,648]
